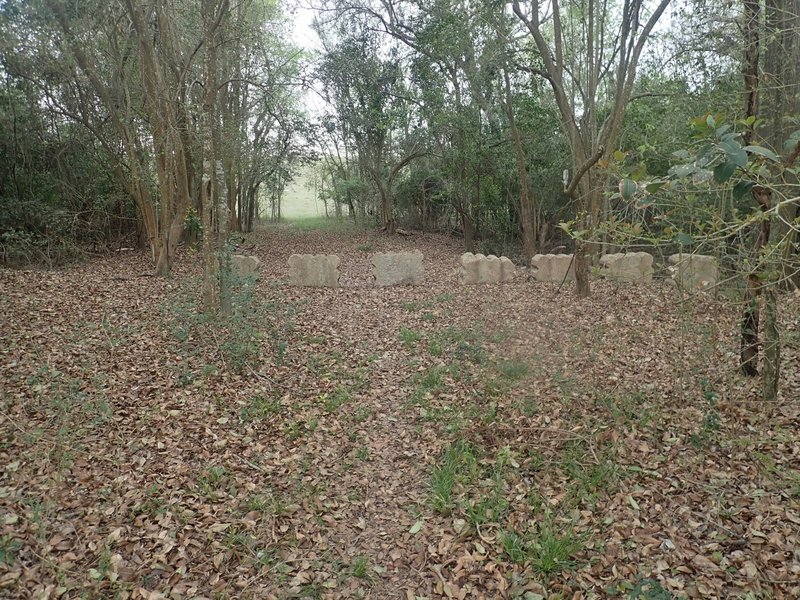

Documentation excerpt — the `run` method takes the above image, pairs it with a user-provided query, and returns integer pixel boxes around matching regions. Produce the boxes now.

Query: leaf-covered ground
[1,223,799,599]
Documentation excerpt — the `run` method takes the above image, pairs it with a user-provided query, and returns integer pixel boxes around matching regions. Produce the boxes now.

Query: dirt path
[1,224,799,599]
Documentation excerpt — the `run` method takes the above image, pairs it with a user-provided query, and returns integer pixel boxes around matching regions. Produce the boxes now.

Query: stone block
[599,252,654,282]
[668,254,718,293]
[371,251,424,286]
[458,253,516,284]
[531,254,575,283]
[288,254,340,287]
[229,254,261,278]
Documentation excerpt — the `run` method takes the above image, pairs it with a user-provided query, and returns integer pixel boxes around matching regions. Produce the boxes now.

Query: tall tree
[318,32,424,233]
[200,0,229,312]
[512,0,672,296]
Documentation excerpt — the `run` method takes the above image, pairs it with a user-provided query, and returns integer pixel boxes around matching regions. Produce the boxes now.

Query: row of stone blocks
[531,252,719,292]
[228,251,718,292]
[229,251,514,287]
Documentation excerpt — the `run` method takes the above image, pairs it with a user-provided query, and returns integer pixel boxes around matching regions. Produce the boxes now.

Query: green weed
[562,442,619,504]
[500,519,584,575]
[409,365,447,405]
[690,379,721,448]
[429,440,479,515]
[160,272,293,377]
[352,406,371,423]
[245,492,289,517]
[198,465,229,497]
[24,495,54,541]
[435,292,454,303]
[132,485,167,517]
[322,386,351,413]
[518,397,538,417]
[241,395,281,422]
[430,326,486,364]
[629,578,674,599]
[351,555,371,579]
[497,359,530,382]
[0,535,22,565]
[598,391,647,426]
[399,327,423,347]
[286,420,304,440]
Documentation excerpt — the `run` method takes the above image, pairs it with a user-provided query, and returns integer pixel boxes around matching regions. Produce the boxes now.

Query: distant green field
[281,165,323,219]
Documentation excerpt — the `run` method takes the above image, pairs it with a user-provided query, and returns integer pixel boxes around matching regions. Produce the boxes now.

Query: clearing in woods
[1,222,799,598]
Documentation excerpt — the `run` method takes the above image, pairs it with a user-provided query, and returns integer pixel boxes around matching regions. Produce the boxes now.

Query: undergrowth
[160,261,294,377]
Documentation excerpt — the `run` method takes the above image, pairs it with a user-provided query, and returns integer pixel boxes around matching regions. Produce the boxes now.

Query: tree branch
[565,146,604,198]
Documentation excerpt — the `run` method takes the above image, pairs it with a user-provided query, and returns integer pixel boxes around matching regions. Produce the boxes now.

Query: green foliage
[499,519,584,574]
[321,386,351,413]
[183,207,203,242]
[198,465,230,497]
[0,535,22,565]
[161,269,293,377]
[240,395,281,422]
[350,555,371,579]
[496,359,530,382]
[0,85,134,267]
[399,326,423,347]
[629,578,674,599]
[428,325,486,365]
[690,379,721,448]
[409,365,448,405]
[429,439,479,514]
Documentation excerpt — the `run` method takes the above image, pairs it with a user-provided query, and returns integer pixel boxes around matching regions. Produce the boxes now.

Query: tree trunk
[379,184,395,233]
[153,212,185,276]
[739,0,765,376]
[764,0,800,288]
[463,212,475,253]
[574,221,591,298]
[200,0,228,313]
[502,68,537,264]
[740,187,772,376]
[762,288,780,401]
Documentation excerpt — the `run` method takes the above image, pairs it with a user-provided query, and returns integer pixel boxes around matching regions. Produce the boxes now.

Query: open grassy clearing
[1,221,799,599]
[280,166,324,219]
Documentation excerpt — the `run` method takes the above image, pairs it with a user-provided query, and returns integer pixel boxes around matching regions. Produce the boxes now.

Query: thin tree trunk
[502,68,537,264]
[574,219,591,298]
[740,187,771,376]
[200,0,228,312]
[739,0,765,376]
[762,288,780,401]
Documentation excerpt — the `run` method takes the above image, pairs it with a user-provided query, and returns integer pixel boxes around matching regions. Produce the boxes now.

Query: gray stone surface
[229,254,261,278]
[531,254,575,283]
[371,251,424,286]
[668,254,718,293]
[458,253,516,284]
[288,254,340,287]
[599,252,654,282]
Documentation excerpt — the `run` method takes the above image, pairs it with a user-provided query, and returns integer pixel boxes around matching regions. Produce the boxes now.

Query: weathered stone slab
[531,254,575,283]
[288,254,340,287]
[229,254,261,278]
[599,252,654,282]
[372,251,423,286]
[500,256,516,282]
[458,253,516,284]
[668,254,718,293]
